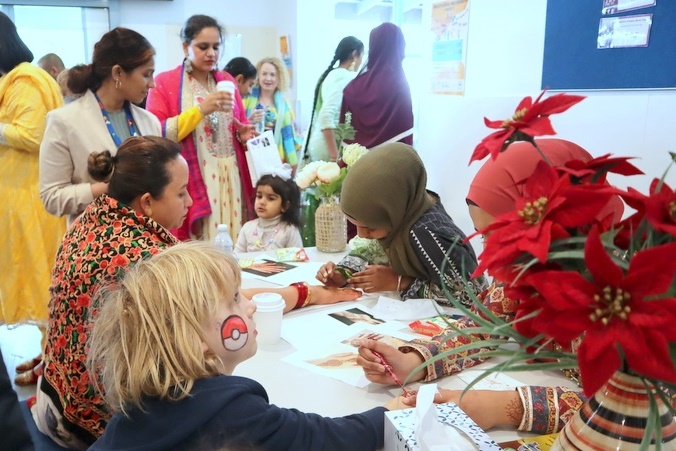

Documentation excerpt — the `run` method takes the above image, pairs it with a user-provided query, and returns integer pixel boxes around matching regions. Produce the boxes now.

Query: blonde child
[88,242,407,450]
[235,171,303,253]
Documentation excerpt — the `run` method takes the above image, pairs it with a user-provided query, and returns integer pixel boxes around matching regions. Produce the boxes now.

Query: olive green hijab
[341,142,434,279]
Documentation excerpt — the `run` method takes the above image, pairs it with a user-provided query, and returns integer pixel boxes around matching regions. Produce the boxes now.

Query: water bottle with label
[254,104,266,134]
[214,224,234,254]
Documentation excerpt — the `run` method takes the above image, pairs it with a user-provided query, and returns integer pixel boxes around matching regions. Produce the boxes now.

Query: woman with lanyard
[40,27,161,226]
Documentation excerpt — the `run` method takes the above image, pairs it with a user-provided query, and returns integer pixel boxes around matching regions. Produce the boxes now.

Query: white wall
[117,0,290,76]
[416,0,676,252]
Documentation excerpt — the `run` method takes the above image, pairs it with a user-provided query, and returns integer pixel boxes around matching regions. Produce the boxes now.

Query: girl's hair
[224,56,257,80]
[0,12,33,73]
[68,27,154,94]
[255,57,289,92]
[256,174,301,227]
[302,36,364,160]
[180,14,224,45]
[88,136,181,205]
[87,241,241,414]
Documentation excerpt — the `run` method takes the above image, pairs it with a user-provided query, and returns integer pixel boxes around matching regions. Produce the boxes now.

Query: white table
[236,248,578,445]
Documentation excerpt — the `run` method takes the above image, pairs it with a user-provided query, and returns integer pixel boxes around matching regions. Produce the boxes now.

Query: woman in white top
[40,27,161,225]
[304,36,364,162]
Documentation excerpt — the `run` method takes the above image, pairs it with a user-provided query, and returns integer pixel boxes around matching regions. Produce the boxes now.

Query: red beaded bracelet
[292,282,309,310]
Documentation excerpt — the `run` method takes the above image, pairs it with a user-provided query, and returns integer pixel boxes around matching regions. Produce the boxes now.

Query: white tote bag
[245,130,283,186]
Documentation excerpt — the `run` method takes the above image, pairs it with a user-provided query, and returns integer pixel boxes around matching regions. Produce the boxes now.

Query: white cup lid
[216,80,235,92]
[252,293,284,311]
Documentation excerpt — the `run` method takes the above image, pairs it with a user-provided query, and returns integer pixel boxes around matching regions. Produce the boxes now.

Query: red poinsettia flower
[469,91,585,163]
[526,227,676,396]
[471,161,615,282]
[644,179,676,236]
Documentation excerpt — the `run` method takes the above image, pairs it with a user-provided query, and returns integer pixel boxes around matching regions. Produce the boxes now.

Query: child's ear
[281,200,290,213]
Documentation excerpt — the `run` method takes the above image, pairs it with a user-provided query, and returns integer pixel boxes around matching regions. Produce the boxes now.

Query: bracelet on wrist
[235,129,243,144]
[291,282,310,309]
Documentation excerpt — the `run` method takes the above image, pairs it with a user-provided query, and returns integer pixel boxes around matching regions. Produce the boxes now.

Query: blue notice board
[542,0,676,90]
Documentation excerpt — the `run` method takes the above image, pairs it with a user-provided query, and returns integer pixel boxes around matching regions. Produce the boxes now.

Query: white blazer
[39,90,161,225]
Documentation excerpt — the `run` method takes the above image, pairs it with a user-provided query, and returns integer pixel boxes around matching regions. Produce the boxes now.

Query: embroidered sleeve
[517,386,586,434]
[400,283,518,381]
[408,225,485,307]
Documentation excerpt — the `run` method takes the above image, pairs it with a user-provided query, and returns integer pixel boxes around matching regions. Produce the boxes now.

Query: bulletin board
[542,0,676,90]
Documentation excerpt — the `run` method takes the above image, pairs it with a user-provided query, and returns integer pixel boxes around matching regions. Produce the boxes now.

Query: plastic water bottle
[214,224,234,254]
[254,104,266,134]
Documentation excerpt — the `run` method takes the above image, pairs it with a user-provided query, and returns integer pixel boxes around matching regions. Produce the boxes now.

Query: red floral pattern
[41,195,177,440]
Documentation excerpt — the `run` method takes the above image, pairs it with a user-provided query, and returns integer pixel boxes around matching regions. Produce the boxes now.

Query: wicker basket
[314,196,347,253]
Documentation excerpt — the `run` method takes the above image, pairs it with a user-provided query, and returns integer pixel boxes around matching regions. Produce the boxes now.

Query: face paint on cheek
[221,315,249,351]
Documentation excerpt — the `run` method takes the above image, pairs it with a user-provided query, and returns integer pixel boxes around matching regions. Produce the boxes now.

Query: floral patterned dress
[36,195,178,447]
[188,75,242,241]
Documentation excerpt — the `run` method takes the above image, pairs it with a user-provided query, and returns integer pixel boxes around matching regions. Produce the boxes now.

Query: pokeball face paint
[221,315,249,351]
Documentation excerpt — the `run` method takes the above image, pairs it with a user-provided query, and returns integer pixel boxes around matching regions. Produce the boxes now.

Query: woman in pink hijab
[340,22,413,148]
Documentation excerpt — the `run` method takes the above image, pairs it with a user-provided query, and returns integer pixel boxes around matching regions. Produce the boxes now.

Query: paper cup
[252,293,285,345]
[216,80,236,95]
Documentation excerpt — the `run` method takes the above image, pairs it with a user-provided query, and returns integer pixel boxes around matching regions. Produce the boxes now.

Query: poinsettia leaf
[578,336,621,396]
[519,116,557,137]
[536,93,586,115]
[624,243,676,298]
[584,226,624,287]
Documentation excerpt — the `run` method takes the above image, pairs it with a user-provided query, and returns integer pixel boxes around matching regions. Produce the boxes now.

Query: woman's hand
[237,124,257,143]
[356,338,426,385]
[309,285,361,306]
[384,393,416,411]
[199,90,234,116]
[350,265,399,292]
[316,262,349,287]
[248,108,265,125]
[401,389,523,431]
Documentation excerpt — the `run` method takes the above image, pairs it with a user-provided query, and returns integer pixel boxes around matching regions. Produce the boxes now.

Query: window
[1,3,110,69]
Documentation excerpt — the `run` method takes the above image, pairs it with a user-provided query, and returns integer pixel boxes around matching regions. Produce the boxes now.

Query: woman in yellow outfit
[0,12,66,384]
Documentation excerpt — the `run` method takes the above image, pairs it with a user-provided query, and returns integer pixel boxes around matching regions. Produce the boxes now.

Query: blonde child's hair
[256,56,289,92]
[87,241,241,416]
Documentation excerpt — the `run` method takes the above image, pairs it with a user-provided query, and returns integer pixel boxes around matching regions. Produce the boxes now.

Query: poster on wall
[597,14,653,49]
[602,0,656,15]
[279,35,292,79]
[430,0,470,95]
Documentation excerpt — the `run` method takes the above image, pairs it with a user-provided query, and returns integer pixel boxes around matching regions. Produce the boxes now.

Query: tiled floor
[0,324,42,401]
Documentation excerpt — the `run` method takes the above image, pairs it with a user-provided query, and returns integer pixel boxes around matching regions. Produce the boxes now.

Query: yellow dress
[0,62,66,327]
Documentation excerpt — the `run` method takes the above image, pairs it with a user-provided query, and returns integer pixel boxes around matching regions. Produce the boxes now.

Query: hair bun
[88,150,115,181]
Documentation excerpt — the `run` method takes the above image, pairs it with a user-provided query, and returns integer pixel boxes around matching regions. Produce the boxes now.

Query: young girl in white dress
[235,169,303,253]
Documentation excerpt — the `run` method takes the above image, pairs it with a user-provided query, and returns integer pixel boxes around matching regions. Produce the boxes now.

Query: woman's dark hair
[180,14,224,45]
[303,36,364,160]
[88,136,181,206]
[224,57,256,80]
[256,175,301,227]
[68,27,154,94]
[0,12,33,73]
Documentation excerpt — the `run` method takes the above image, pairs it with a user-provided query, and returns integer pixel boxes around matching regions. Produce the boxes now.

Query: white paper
[245,130,282,186]
[371,296,450,321]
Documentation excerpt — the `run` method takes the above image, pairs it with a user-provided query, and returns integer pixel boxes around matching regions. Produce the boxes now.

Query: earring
[348,60,356,71]
[184,58,193,74]
[114,78,121,89]
[145,208,153,218]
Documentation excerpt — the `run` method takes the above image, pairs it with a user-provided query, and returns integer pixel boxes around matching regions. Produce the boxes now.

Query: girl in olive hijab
[317,143,484,306]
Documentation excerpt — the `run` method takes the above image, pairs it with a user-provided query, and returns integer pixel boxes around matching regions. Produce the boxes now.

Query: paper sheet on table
[386,371,524,398]
[281,342,371,388]
[281,304,417,351]
[370,296,454,321]
[239,254,324,286]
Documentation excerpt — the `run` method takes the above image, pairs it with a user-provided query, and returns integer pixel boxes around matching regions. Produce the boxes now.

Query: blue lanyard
[93,92,139,147]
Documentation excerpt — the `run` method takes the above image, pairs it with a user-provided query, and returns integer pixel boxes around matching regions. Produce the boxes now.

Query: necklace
[251,218,280,250]
[93,92,139,147]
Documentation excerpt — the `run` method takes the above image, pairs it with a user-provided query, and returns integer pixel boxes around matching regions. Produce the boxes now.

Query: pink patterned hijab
[467,139,624,223]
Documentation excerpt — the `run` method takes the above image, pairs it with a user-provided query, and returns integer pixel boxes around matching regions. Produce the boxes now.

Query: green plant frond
[640,386,659,451]
[649,380,676,417]
[656,152,676,192]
